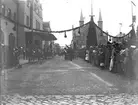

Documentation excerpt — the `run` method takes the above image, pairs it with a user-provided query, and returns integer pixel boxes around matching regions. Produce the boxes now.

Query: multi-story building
[0,0,18,68]
[18,0,43,48]
[1,0,18,47]
[43,21,56,55]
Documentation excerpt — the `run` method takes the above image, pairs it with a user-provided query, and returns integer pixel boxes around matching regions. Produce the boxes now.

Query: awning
[26,31,57,41]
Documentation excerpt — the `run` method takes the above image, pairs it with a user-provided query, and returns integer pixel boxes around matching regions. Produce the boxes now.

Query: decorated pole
[131,1,136,26]
[0,0,6,101]
[0,0,2,101]
[131,1,136,45]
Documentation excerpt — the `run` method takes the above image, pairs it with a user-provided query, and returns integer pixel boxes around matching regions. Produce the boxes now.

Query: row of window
[34,0,42,10]
[34,3,42,19]
[36,20,40,30]
[26,15,30,27]
[26,15,41,30]
[27,0,42,19]
[1,3,41,30]
[1,4,17,21]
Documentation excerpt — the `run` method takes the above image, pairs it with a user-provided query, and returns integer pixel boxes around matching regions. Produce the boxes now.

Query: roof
[80,9,84,22]
[99,9,102,21]
[26,31,57,41]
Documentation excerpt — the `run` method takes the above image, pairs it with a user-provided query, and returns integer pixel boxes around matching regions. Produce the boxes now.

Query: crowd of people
[9,40,138,80]
[63,45,74,61]
[10,45,54,68]
[79,40,138,79]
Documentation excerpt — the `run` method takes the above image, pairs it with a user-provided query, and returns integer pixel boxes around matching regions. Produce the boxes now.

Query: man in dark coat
[104,42,112,69]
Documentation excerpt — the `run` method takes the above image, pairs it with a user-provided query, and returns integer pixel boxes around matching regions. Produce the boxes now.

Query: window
[36,8,39,14]
[2,4,5,16]
[13,12,16,21]
[26,15,30,26]
[39,9,42,18]
[7,8,11,18]
[34,3,37,11]
[13,12,17,31]
[36,20,40,30]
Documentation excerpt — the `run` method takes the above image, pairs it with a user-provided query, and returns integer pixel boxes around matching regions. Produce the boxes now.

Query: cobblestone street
[1,56,138,105]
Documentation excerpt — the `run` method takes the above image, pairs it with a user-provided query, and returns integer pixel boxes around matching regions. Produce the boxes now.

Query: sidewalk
[71,58,130,88]
[72,58,138,93]
[0,59,29,76]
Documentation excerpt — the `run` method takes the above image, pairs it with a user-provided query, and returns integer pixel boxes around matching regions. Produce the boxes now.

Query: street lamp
[119,23,122,33]
[64,31,67,38]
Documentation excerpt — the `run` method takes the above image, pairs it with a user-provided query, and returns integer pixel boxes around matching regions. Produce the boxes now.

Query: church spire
[90,0,94,21]
[98,9,103,30]
[98,9,102,21]
[91,0,93,16]
[80,9,84,22]
[79,9,84,26]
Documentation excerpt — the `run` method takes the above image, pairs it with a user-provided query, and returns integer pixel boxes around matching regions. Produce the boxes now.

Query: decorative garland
[0,13,133,39]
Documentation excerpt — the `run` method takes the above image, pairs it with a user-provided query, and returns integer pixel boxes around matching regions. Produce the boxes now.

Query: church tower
[90,0,94,21]
[98,9,103,30]
[79,9,84,26]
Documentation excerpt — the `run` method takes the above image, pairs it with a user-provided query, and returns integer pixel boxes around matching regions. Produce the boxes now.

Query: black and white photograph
[0,0,138,104]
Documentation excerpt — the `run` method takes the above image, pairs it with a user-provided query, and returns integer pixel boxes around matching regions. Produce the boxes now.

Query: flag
[131,1,136,23]
[129,24,133,27]
[126,28,136,45]
[130,27,136,40]
[119,23,122,26]
[131,1,136,6]
[133,15,136,23]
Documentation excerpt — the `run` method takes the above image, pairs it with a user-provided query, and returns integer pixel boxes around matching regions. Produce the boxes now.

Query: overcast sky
[40,0,138,46]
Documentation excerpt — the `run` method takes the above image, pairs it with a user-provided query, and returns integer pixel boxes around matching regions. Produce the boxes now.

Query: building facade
[18,0,43,48]
[0,0,44,68]
[1,0,17,47]
[0,0,18,68]
[72,10,89,49]
[43,21,52,49]
[72,9,108,49]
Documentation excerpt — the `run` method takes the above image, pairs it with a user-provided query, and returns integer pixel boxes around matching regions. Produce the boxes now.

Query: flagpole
[131,1,136,29]
[119,23,122,33]
[131,1,133,27]
[0,0,2,102]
